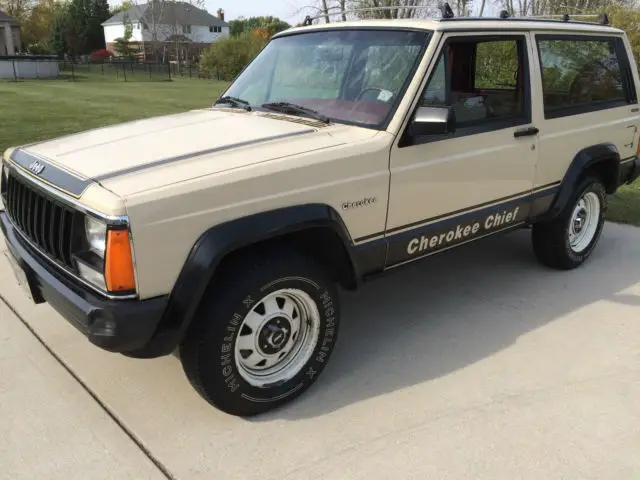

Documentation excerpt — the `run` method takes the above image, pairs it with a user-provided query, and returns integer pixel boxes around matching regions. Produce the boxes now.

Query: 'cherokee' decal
[341,197,377,210]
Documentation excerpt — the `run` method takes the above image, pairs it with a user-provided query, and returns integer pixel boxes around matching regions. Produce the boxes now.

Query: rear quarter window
[536,35,636,118]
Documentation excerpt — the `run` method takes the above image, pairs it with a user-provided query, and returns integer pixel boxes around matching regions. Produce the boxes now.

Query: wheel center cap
[259,317,291,355]
[574,210,587,233]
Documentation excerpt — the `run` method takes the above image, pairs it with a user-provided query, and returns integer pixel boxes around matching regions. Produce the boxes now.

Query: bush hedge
[199,31,267,80]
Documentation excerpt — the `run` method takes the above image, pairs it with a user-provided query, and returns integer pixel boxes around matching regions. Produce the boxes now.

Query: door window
[420,36,530,131]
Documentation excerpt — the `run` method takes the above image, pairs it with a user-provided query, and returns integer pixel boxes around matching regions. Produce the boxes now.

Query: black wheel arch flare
[140,203,368,357]
[537,143,622,222]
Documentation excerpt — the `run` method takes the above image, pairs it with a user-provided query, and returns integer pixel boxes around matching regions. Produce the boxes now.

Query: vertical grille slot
[4,172,77,271]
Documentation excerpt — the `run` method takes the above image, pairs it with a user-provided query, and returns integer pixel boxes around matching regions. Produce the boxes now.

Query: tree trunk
[321,0,330,22]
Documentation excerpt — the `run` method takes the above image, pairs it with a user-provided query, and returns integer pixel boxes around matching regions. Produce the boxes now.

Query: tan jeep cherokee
[2,7,640,416]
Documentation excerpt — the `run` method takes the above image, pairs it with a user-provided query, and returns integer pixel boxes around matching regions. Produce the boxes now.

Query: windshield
[218,29,431,129]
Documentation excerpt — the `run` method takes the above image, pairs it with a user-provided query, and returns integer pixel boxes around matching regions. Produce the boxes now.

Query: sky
[107,0,496,25]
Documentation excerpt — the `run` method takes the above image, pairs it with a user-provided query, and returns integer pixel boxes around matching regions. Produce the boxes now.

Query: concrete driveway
[1,222,639,480]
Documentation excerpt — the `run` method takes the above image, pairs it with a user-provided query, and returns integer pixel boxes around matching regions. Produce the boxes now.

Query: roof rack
[300,3,610,26]
[495,9,610,25]
[301,5,438,25]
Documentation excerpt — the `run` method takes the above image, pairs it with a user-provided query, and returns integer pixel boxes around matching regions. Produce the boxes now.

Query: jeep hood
[17,108,364,196]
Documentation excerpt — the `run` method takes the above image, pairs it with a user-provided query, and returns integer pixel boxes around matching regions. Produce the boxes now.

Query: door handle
[514,126,539,138]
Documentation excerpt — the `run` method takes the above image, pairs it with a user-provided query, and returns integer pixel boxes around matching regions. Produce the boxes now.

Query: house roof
[0,8,19,25]
[102,2,228,27]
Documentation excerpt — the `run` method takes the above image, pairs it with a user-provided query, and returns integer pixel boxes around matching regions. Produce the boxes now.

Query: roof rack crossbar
[510,13,609,24]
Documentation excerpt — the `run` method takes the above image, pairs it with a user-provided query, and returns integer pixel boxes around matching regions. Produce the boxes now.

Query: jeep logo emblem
[28,161,45,175]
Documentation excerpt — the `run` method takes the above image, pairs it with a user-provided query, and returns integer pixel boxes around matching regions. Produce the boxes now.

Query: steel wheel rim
[568,191,600,253]
[234,288,320,388]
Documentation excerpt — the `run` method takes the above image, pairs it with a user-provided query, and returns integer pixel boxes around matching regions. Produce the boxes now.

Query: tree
[166,0,206,63]
[298,0,438,22]
[0,0,32,24]
[113,12,136,57]
[138,0,168,61]
[20,0,61,48]
[49,5,70,56]
[490,0,636,16]
[110,0,133,15]
[87,0,110,50]
[200,30,267,79]
[228,16,291,38]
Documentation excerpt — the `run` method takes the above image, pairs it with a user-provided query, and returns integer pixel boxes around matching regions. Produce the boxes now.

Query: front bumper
[1,212,169,353]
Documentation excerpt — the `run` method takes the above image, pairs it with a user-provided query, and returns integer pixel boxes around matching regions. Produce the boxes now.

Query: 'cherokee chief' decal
[407,206,522,256]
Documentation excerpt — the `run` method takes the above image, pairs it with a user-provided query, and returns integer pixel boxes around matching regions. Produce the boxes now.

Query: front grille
[4,172,77,270]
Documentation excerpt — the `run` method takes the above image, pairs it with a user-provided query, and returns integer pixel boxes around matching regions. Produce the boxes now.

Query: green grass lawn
[607,179,640,226]
[0,76,229,154]
[1,76,639,226]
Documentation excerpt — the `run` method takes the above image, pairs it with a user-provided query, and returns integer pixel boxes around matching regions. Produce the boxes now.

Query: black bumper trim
[1,212,169,353]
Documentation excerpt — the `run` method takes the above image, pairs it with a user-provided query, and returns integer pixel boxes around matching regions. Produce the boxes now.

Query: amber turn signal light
[105,229,136,292]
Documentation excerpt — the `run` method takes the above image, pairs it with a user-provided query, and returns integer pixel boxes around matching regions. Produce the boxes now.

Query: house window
[183,24,191,33]
[209,25,213,32]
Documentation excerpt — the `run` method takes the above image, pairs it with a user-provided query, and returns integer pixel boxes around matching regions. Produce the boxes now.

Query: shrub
[199,31,267,80]
[27,43,52,55]
[91,48,113,61]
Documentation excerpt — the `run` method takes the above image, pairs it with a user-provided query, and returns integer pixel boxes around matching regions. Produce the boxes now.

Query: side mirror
[408,106,456,136]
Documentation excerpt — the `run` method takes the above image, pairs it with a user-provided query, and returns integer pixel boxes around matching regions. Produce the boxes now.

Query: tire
[179,249,340,417]
[532,175,607,270]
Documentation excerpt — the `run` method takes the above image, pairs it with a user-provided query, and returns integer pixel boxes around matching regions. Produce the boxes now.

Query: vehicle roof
[276,18,624,38]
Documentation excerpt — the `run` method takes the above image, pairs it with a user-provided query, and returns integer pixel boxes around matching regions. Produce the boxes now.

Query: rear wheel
[532,176,606,270]
[179,249,340,416]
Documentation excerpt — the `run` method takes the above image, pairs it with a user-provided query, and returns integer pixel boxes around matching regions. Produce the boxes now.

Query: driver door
[385,32,542,267]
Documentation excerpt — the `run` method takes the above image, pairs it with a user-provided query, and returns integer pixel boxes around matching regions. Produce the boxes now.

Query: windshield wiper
[261,102,329,124]
[214,96,252,111]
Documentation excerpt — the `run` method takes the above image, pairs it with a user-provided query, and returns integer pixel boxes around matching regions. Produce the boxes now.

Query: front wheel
[532,176,607,270]
[179,250,340,417]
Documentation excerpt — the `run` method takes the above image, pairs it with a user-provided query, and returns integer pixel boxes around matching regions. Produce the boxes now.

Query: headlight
[85,216,107,258]
[75,215,136,294]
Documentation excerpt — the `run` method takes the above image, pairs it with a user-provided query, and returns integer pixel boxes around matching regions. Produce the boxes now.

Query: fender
[538,143,621,221]
[138,204,361,357]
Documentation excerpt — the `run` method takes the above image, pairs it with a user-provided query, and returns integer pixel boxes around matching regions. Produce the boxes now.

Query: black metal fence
[0,57,233,82]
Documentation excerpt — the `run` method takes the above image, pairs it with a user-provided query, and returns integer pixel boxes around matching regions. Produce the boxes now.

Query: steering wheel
[356,86,392,102]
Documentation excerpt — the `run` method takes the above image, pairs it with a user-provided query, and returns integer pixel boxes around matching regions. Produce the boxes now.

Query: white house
[102,2,229,59]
